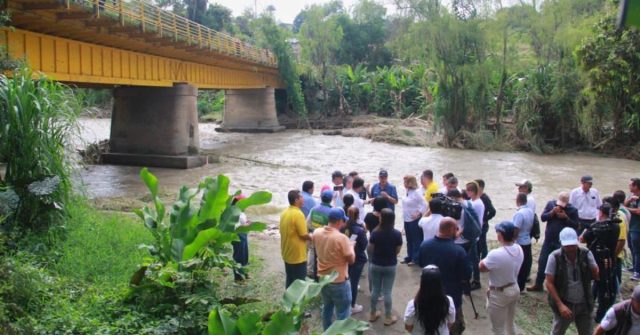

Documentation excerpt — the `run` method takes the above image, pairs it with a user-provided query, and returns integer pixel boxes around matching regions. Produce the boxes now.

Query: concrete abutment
[103,83,207,169]
[218,88,285,133]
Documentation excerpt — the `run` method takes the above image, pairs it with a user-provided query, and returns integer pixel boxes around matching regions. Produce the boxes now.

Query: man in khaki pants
[479,221,524,335]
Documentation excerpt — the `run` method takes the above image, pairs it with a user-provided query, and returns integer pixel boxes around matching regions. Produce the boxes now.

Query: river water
[78,118,640,234]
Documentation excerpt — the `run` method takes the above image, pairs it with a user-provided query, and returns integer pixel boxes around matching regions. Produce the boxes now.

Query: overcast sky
[211,0,398,24]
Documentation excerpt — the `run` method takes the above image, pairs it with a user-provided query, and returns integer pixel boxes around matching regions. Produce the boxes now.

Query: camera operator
[579,202,620,323]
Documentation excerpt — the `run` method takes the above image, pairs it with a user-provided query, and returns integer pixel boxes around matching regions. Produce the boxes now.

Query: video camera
[432,193,462,220]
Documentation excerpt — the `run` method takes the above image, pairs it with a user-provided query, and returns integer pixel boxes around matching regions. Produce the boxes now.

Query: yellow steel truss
[1,28,282,89]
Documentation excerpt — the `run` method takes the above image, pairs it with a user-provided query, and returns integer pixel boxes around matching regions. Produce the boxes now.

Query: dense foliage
[163,0,640,151]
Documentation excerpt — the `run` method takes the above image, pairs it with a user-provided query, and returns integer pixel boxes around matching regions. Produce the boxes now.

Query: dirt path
[250,235,517,335]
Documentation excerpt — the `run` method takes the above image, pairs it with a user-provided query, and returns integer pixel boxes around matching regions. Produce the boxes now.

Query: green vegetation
[149,0,640,154]
[199,90,225,122]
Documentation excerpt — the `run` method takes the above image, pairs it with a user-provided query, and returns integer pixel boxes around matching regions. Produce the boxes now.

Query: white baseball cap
[559,227,579,246]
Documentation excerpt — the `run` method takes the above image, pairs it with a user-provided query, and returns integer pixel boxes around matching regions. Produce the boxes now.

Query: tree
[299,4,344,105]
[200,3,233,32]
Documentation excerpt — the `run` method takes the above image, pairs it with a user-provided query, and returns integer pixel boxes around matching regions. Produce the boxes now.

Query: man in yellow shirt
[421,169,440,203]
[280,190,312,288]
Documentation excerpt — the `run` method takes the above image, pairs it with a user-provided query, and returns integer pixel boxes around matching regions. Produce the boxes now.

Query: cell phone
[334,185,344,191]
[349,235,357,242]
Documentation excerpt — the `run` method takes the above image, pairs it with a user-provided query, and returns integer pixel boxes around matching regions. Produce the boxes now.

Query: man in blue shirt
[370,169,398,212]
[301,180,316,218]
[513,193,534,292]
[418,217,471,335]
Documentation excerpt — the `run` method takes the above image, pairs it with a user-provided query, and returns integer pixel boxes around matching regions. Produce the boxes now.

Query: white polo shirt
[569,187,602,220]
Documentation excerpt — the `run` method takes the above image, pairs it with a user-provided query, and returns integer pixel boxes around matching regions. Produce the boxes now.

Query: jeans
[461,240,480,282]
[232,233,249,280]
[535,241,562,287]
[517,244,532,291]
[349,261,366,307]
[630,231,640,274]
[486,284,520,335]
[284,261,307,288]
[479,223,489,259]
[551,302,593,335]
[404,219,423,263]
[321,281,352,330]
[370,264,397,317]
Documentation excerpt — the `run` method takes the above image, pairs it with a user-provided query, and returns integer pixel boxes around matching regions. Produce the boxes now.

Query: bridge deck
[4,0,283,88]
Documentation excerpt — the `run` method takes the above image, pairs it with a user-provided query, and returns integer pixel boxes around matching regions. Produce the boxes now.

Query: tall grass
[0,67,80,229]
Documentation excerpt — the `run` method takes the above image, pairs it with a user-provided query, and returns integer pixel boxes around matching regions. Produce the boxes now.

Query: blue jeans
[370,264,397,317]
[535,241,562,286]
[321,281,352,330]
[631,231,640,274]
[478,228,489,259]
[404,219,423,263]
[349,262,366,307]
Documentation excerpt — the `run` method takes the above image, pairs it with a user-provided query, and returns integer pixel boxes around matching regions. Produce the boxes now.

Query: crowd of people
[274,169,640,334]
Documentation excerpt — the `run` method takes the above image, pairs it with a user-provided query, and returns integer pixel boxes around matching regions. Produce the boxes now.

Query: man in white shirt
[569,175,602,234]
[419,198,444,242]
[480,221,524,335]
[594,285,640,335]
[331,170,345,208]
[513,193,535,292]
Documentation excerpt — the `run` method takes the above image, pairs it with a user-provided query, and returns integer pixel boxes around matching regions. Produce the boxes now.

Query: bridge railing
[70,0,277,68]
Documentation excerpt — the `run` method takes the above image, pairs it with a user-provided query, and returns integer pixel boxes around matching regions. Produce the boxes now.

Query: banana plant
[131,168,271,286]
[208,273,369,335]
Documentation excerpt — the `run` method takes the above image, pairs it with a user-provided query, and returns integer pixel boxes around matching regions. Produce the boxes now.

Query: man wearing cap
[331,171,345,208]
[528,192,579,292]
[516,179,536,214]
[313,207,356,330]
[418,217,471,335]
[307,189,334,280]
[479,221,524,335]
[594,285,640,335]
[580,202,620,322]
[371,169,399,211]
[570,175,602,234]
[625,178,640,281]
[280,190,313,288]
[545,227,599,335]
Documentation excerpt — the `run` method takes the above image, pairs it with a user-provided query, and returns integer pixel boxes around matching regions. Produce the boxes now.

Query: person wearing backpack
[461,183,485,291]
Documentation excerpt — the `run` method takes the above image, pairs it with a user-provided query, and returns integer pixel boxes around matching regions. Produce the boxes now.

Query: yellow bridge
[2,0,287,168]
[3,0,282,89]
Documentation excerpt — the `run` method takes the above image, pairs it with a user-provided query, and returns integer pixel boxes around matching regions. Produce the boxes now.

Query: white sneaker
[351,304,363,315]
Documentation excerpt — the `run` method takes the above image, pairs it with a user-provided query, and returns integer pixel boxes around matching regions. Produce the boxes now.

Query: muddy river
[78,118,640,234]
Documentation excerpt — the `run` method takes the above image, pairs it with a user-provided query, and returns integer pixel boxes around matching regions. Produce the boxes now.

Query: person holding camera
[545,227,599,335]
[594,285,640,335]
[331,170,345,208]
[528,192,579,292]
[580,203,620,323]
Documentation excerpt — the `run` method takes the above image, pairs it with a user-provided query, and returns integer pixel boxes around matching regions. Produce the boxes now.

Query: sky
[211,0,398,24]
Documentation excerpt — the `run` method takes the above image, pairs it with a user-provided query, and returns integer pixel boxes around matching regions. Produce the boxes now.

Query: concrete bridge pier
[103,83,207,169]
[218,88,285,132]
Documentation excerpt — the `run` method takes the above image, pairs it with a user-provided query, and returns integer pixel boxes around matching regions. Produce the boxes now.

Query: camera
[432,193,462,220]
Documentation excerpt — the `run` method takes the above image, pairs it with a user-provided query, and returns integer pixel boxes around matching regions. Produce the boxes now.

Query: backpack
[462,200,481,241]
[530,214,541,240]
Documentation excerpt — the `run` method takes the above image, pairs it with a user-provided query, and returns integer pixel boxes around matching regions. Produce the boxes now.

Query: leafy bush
[0,67,79,230]
[129,168,272,333]
[209,273,369,335]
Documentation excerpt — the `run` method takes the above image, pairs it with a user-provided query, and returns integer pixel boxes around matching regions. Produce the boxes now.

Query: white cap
[559,227,579,246]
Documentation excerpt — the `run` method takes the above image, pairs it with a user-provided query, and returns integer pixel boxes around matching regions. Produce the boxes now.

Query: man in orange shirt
[314,207,356,330]
[280,190,313,288]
